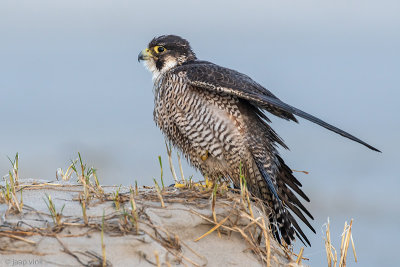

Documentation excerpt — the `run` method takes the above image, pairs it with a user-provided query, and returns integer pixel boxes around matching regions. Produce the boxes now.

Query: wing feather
[173,61,380,152]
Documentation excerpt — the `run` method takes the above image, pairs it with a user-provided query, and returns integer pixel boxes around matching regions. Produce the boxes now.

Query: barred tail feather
[254,157,315,246]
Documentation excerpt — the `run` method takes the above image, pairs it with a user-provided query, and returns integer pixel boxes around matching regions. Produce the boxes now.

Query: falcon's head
[138,35,196,80]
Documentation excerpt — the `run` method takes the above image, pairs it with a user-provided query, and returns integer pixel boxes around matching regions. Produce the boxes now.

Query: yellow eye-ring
[154,46,166,53]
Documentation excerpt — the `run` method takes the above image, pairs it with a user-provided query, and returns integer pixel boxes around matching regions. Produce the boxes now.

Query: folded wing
[175,61,380,152]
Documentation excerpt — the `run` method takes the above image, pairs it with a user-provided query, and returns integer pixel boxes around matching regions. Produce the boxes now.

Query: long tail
[251,156,315,246]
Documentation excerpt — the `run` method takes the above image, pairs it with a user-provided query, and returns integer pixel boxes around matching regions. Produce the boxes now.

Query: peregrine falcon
[138,35,380,246]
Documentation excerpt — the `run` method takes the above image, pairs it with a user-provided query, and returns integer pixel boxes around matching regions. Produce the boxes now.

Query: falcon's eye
[154,46,166,53]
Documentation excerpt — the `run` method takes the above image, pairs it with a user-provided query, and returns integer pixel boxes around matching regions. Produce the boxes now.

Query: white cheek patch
[162,56,178,71]
[143,59,161,82]
[143,59,156,73]
[142,55,179,82]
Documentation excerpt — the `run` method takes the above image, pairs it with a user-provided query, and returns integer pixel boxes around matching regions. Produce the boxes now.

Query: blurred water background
[1,1,399,266]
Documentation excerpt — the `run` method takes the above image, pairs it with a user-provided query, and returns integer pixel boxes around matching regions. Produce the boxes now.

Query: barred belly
[153,73,247,182]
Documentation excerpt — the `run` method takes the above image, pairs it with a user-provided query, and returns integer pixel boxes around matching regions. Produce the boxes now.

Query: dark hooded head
[138,35,197,77]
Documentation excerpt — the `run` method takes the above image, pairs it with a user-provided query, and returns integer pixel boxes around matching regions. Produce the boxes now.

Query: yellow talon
[205,177,213,189]
[174,183,186,188]
[174,178,213,190]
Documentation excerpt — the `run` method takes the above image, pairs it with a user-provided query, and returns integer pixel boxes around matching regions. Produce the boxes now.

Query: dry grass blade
[0,232,36,245]
[194,213,230,242]
[324,218,357,267]
[153,179,165,208]
[129,188,139,235]
[7,153,19,184]
[291,169,309,174]
[350,233,357,263]
[57,160,76,181]
[296,247,304,264]
[55,235,87,266]
[80,195,88,225]
[43,194,65,226]
[339,219,355,267]
[158,156,165,189]
[165,142,178,183]
[239,163,254,218]
[140,227,203,267]
[177,152,185,183]
[324,218,337,267]
[211,183,221,238]
[10,190,22,213]
[340,221,347,261]
[112,186,121,211]
[101,210,107,267]
[154,250,161,267]
[261,217,271,267]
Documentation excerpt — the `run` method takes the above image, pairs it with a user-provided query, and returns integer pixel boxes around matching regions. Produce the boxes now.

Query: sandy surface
[0,179,300,267]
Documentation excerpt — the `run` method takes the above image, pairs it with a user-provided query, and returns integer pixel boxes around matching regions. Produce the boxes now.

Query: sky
[0,1,399,266]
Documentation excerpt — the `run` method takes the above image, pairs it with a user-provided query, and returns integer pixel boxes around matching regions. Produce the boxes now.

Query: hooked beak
[138,48,151,62]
